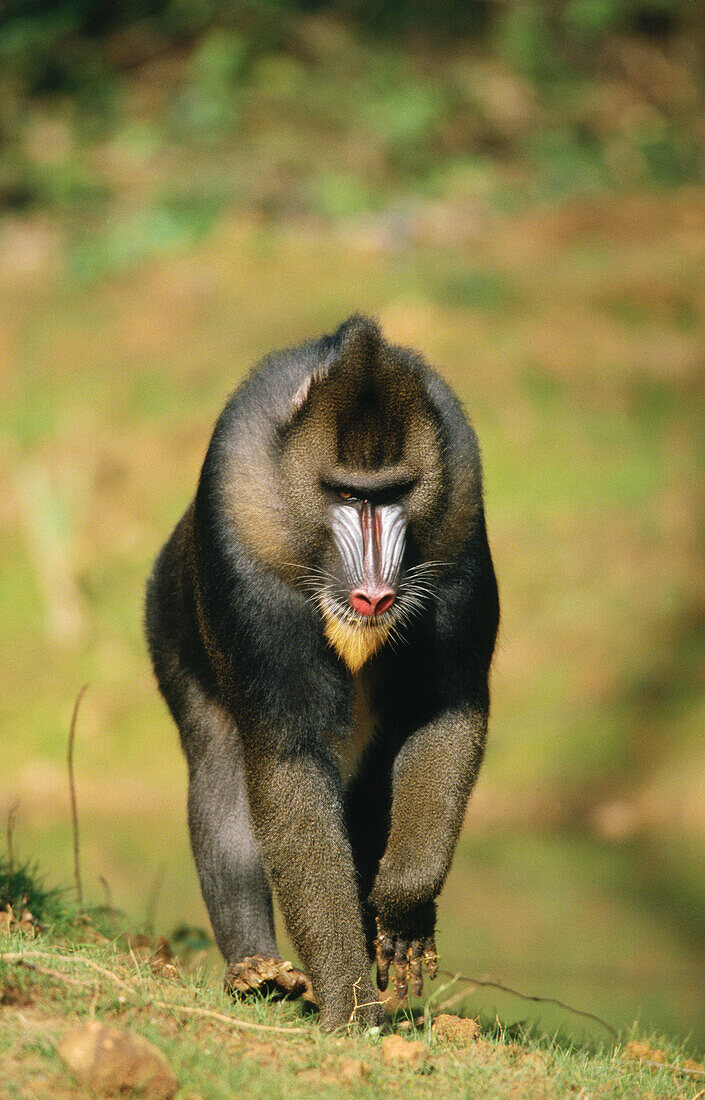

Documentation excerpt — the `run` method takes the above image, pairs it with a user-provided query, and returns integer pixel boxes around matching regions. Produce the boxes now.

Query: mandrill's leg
[174,687,279,962]
[369,695,489,1001]
[185,714,277,963]
[183,695,315,1000]
[242,740,387,1031]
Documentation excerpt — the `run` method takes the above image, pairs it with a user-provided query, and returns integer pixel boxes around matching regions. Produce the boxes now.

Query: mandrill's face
[299,468,446,673]
[278,347,449,671]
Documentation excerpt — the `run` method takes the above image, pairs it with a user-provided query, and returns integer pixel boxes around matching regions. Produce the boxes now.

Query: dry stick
[152,1000,309,1036]
[98,876,115,916]
[59,954,135,994]
[12,958,95,990]
[639,1060,705,1080]
[144,862,166,935]
[437,968,618,1040]
[435,981,477,1015]
[0,951,134,994]
[6,800,19,876]
[67,685,88,908]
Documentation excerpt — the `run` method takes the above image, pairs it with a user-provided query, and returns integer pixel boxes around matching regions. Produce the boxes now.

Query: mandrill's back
[144,505,215,731]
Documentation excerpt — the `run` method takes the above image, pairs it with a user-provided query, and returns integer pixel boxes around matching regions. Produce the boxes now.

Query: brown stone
[432,1013,481,1043]
[58,1021,178,1098]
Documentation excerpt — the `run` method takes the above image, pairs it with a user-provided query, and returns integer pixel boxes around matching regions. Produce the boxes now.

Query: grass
[1,882,703,1099]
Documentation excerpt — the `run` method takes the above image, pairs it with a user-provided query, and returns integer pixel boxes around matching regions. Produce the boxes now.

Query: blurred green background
[1,0,704,1054]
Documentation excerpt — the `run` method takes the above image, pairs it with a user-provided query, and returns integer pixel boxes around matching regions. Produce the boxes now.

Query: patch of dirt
[0,978,34,1007]
[338,1057,370,1081]
[381,1034,428,1071]
[622,1038,704,1073]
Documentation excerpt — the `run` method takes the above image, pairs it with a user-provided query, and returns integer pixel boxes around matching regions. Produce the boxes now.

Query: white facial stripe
[379,504,406,587]
[328,502,407,588]
[328,505,365,586]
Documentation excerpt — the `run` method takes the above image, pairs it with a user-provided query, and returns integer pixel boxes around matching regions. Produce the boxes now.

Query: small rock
[432,1014,481,1043]
[381,1034,428,1071]
[622,1039,667,1064]
[58,1021,178,1098]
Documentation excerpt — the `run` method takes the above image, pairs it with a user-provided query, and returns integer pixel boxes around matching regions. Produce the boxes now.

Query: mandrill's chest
[332,671,379,786]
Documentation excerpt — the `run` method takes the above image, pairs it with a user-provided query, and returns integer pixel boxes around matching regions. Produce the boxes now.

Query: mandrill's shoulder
[417,364,482,469]
[218,328,338,432]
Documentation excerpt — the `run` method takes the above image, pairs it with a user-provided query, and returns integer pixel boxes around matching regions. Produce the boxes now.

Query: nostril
[350,588,395,617]
[350,590,374,616]
[373,592,395,616]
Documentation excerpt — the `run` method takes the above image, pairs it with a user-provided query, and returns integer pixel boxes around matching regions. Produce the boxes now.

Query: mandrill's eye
[338,490,354,501]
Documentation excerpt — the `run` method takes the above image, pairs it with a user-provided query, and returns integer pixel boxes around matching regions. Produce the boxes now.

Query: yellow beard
[322,609,391,673]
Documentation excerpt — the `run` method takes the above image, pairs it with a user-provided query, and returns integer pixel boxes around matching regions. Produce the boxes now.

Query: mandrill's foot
[374,917,438,1001]
[225,955,316,1004]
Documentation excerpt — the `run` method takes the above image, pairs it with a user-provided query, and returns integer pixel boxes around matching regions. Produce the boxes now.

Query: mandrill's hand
[373,913,439,1001]
[369,871,440,1001]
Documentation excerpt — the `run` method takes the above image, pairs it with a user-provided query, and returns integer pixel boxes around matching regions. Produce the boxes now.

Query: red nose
[349,587,395,617]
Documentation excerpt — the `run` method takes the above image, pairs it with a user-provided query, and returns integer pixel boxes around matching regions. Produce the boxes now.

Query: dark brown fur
[145,315,499,1029]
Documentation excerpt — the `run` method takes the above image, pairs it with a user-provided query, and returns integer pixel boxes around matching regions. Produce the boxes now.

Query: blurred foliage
[0,857,74,931]
[0,0,703,231]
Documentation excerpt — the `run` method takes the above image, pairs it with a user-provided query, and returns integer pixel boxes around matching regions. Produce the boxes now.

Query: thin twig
[0,951,134,994]
[345,980,385,1029]
[98,876,115,916]
[144,863,166,935]
[62,954,135,994]
[67,685,88,908]
[638,1060,705,1079]
[6,800,19,876]
[12,958,95,989]
[153,1000,309,1036]
[435,983,477,1015]
[1,952,308,1036]
[438,968,618,1040]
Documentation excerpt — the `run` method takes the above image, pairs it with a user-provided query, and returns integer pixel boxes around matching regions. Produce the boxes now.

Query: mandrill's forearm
[375,701,487,906]
[368,700,488,995]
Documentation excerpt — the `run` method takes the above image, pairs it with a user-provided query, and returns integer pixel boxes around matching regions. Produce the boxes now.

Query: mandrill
[145,314,499,1030]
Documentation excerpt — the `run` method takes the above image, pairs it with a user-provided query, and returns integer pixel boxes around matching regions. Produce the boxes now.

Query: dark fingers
[375,918,394,992]
[423,936,439,981]
[409,939,425,997]
[394,938,409,1001]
